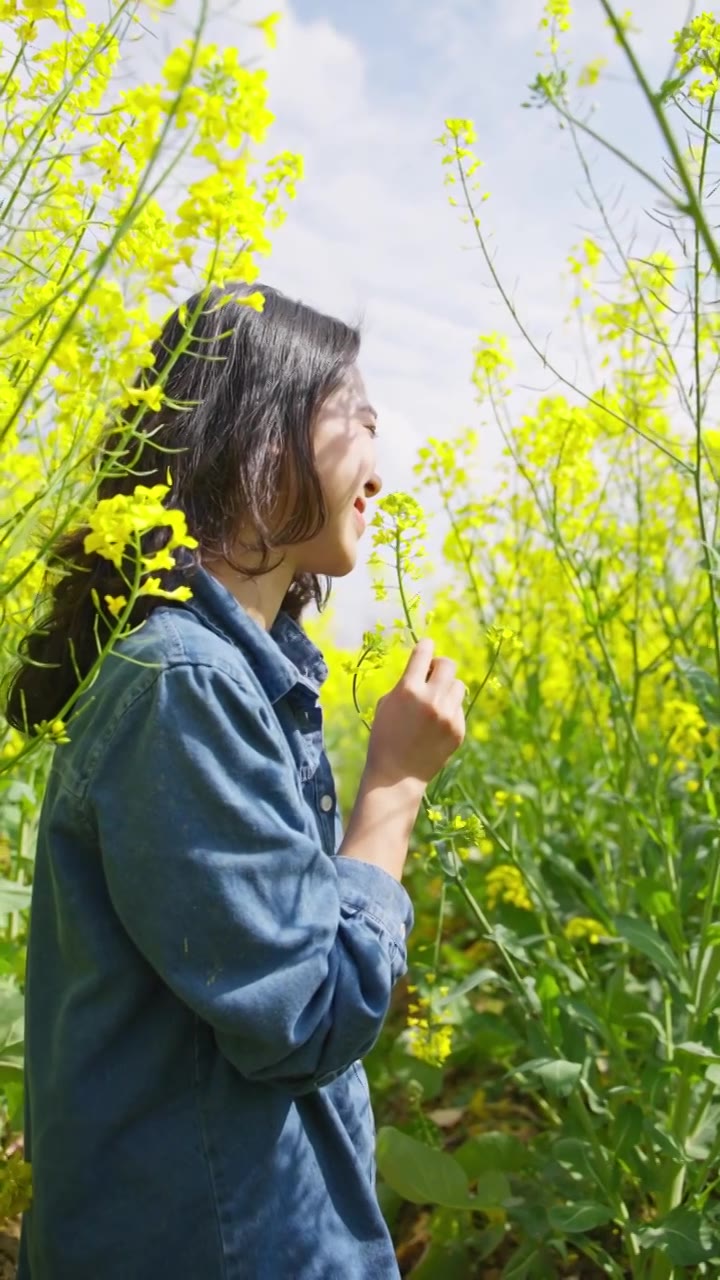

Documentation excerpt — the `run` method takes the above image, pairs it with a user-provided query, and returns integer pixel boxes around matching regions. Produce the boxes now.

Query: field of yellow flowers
[2,0,720,1276]
[304,10,720,1275]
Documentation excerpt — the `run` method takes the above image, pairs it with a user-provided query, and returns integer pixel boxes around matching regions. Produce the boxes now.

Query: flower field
[2,0,720,1276]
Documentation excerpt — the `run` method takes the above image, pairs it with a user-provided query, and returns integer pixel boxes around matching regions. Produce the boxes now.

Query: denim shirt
[17,565,414,1280]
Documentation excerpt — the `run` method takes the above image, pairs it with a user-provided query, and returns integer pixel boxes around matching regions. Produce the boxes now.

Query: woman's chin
[298,541,358,580]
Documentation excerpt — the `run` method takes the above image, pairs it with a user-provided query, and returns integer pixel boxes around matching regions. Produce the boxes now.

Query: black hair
[3,280,361,735]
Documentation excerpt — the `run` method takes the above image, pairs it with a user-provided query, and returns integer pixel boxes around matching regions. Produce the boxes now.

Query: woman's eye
[365,422,378,437]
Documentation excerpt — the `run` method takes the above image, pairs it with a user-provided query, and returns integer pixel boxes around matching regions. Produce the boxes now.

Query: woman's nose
[365,471,382,499]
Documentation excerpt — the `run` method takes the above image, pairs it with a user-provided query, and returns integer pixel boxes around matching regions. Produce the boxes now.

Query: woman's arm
[87,660,414,1096]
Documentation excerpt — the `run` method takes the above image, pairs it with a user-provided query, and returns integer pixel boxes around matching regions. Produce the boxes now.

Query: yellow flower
[406,991,454,1067]
[578,57,607,87]
[31,718,71,744]
[137,577,193,604]
[123,383,165,411]
[564,916,605,946]
[251,11,281,48]
[541,0,571,30]
[486,865,532,912]
[141,548,178,574]
[473,334,514,387]
[675,13,720,102]
[407,1023,453,1067]
[660,697,707,759]
[104,595,128,619]
[83,483,198,572]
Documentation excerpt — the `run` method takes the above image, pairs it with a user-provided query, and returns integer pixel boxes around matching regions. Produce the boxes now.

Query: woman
[5,281,466,1279]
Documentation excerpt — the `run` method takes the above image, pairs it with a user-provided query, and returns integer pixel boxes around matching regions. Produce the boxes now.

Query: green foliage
[311,5,720,1276]
[376,1126,510,1211]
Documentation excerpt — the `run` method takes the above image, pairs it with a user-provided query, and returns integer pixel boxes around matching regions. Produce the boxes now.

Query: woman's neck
[202,552,296,632]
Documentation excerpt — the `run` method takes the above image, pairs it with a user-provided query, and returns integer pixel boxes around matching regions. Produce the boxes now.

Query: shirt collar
[181,564,329,706]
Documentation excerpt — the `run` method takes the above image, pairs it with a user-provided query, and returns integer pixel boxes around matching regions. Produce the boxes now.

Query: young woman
[5,281,466,1279]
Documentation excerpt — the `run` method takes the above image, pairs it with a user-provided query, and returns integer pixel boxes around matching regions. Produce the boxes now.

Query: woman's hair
[4,280,361,734]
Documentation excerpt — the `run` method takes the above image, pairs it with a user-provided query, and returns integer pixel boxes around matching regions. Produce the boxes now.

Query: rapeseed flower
[486,865,532,912]
[564,917,605,946]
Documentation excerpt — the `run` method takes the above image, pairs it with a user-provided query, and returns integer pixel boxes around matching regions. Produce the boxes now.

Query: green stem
[432,880,446,975]
[451,140,692,473]
[598,1,720,281]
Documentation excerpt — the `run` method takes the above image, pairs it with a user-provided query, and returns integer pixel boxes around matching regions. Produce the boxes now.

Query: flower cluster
[540,0,571,32]
[674,13,720,103]
[367,492,429,607]
[406,988,454,1067]
[539,0,571,55]
[485,864,533,912]
[30,718,70,745]
[413,428,479,495]
[341,626,389,683]
[564,916,605,946]
[423,808,486,864]
[83,481,198,619]
[435,116,486,214]
[472,333,514,399]
[660,696,708,760]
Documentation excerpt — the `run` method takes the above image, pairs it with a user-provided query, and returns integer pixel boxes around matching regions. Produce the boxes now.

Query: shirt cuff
[335,856,415,953]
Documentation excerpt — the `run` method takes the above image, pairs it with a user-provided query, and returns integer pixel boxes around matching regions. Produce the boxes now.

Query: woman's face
[294,363,382,578]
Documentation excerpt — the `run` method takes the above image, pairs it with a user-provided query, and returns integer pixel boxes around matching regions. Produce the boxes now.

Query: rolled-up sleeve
[87,661,414,1095]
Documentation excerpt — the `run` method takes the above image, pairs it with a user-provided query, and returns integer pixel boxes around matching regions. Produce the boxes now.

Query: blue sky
[233,0,696,641]
[76,0,701,642]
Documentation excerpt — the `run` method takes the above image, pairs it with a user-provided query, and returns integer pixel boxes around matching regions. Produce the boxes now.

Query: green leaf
[560,996,605,1036]
[541,852,606,916]
[0,987,24,1048]
[436,967,509,1008]
[638,1206,719,1264]
[0,879,32,915]
[552,1137,596,1178]
[685,1107,719,1161]
[409,1239,473,1280]
[676,1040,720,1064]
[376,1126,499,1210]
[485,924,534,960]
[514,1057,582,1097]
[614,915,682,983]
[454,1131,527,1176]
[476,1223,506,1262]
[675,656,720,727]
[0,781,37,808]
[647,1121,685,1163]
[548,1201,614,1233]
[681,821,720,856]
[0,1038,24,1080]
[614,1102,643,1161]
[471,1170,511,1207]
[502,1242,540,1279]
[655,73,686,103]
[388,1045,444,1100]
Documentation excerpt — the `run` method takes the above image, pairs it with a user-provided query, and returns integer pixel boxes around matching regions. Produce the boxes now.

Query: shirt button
[320,794,334,812]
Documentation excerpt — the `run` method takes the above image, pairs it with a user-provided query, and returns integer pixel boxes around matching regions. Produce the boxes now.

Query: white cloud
[13,0,702,647]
